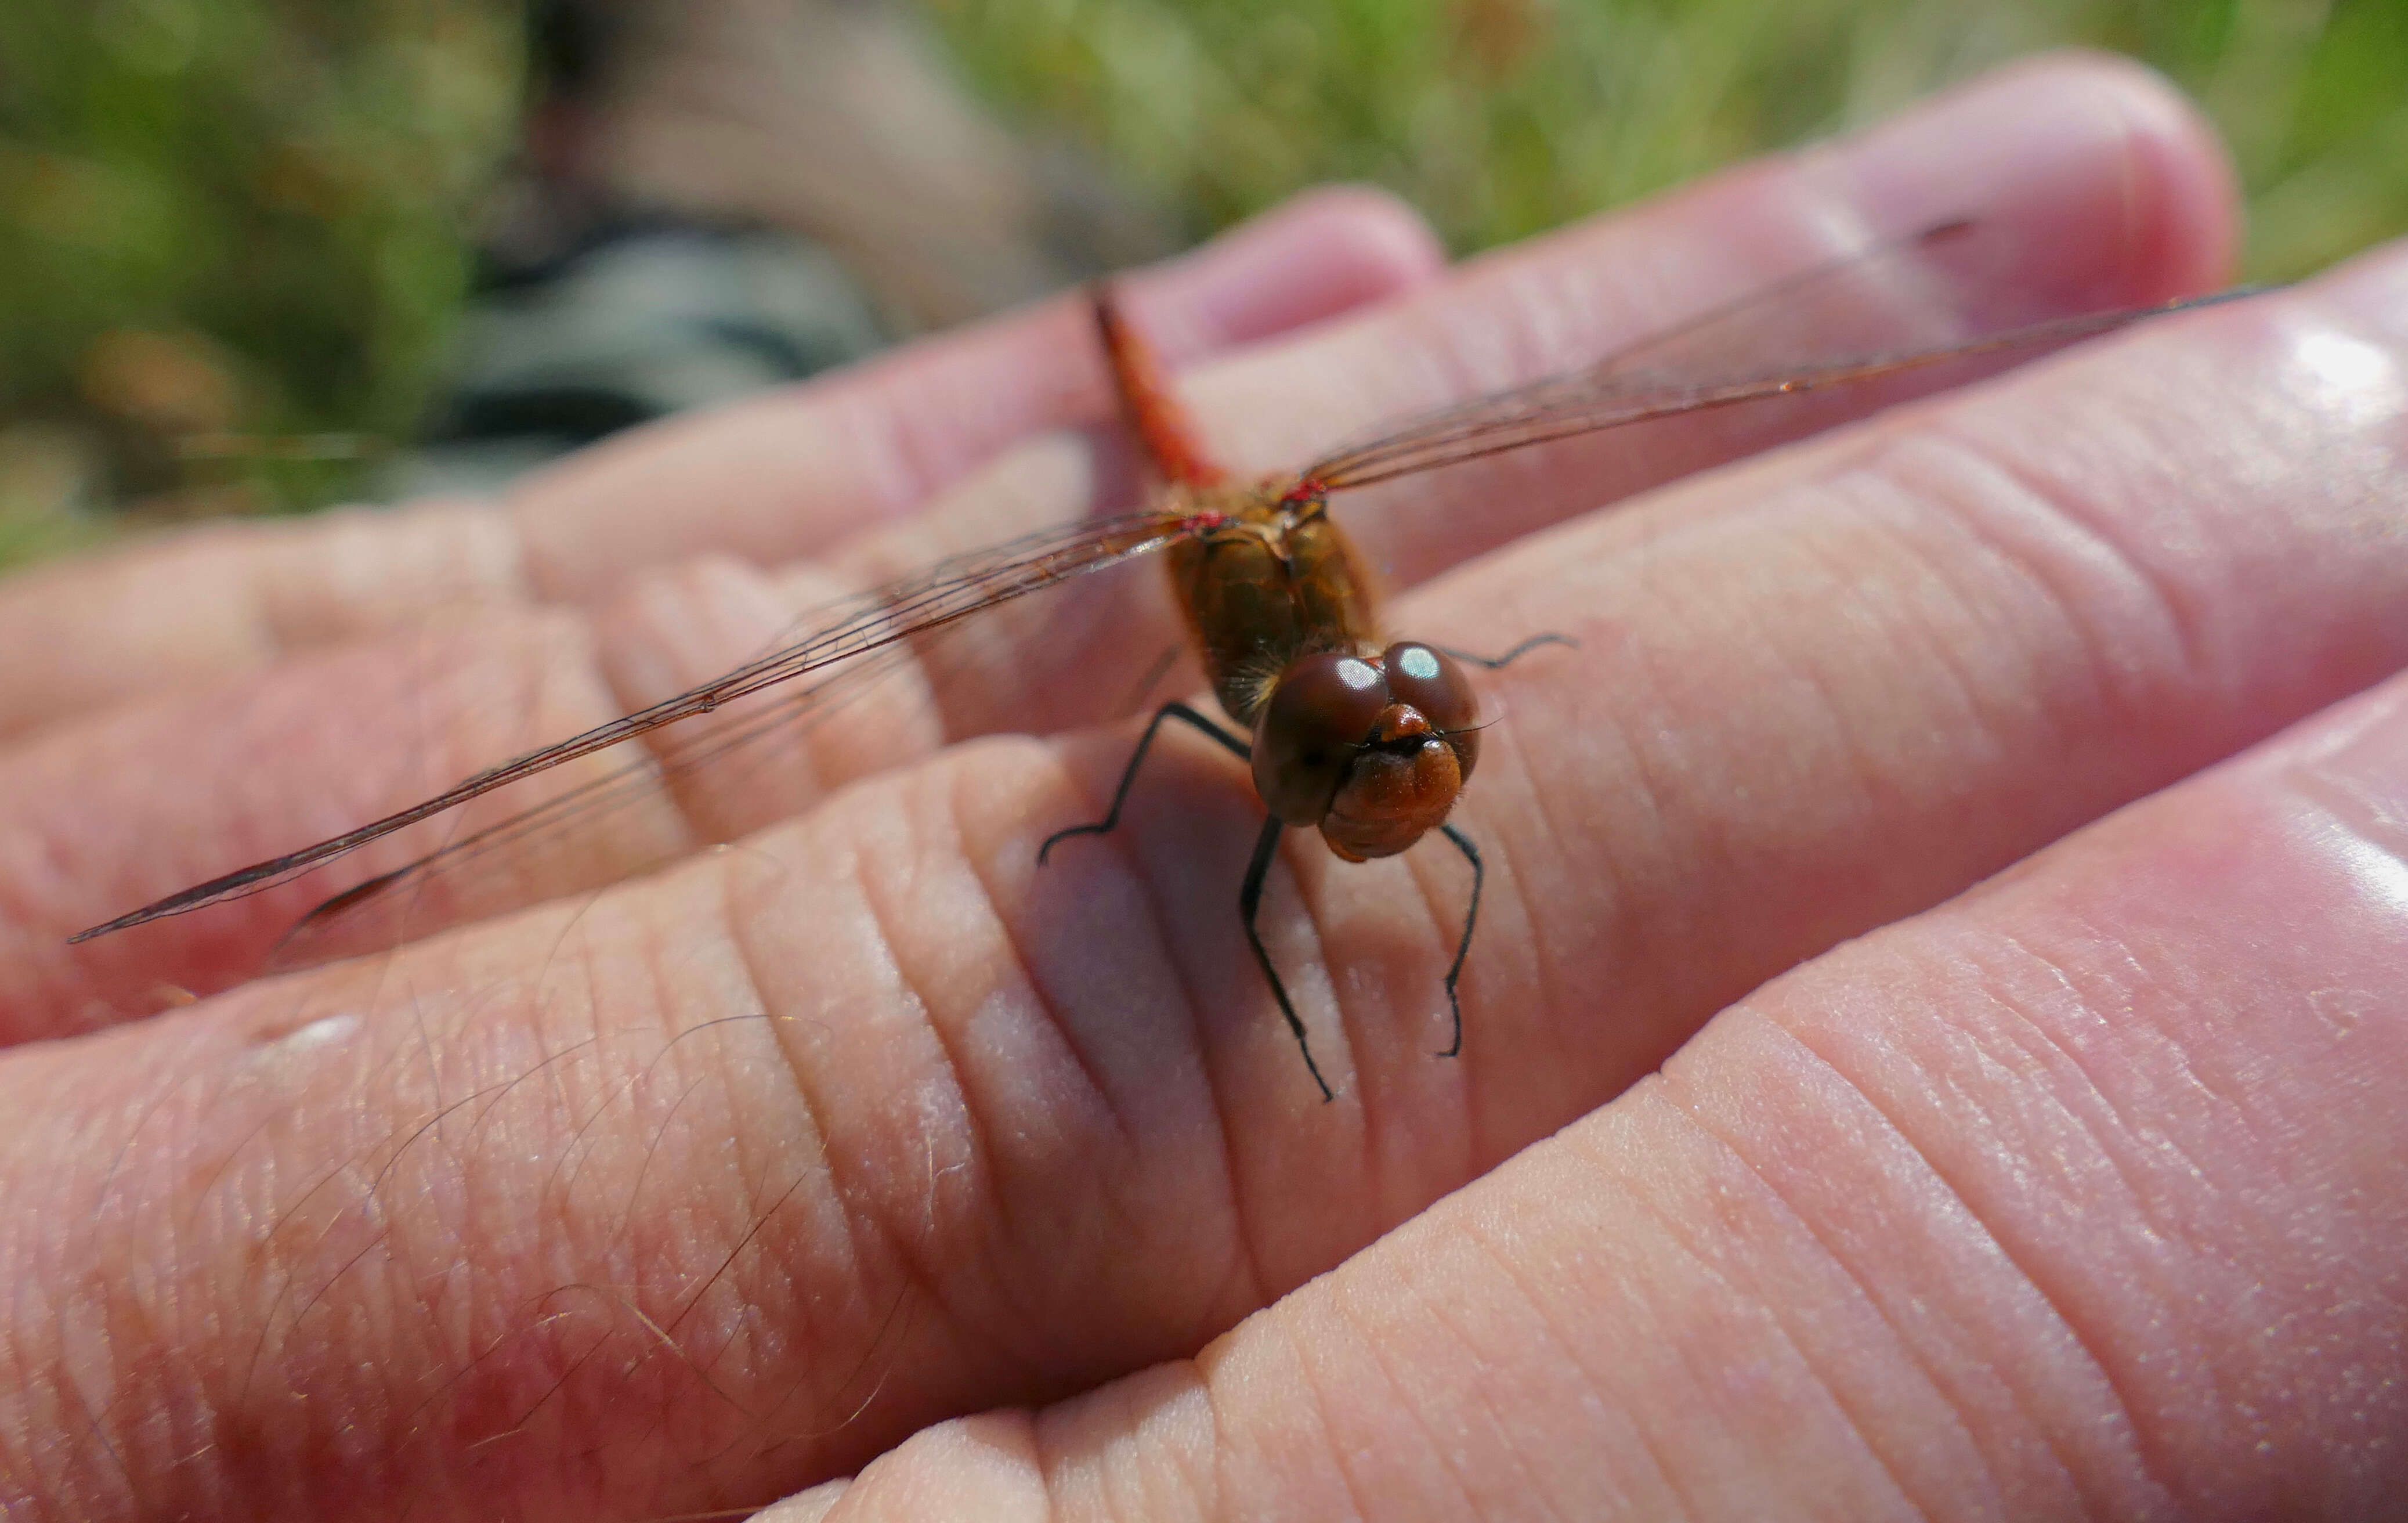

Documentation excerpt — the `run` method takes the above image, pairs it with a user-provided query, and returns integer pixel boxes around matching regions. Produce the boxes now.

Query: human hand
[10,52,2403,1522]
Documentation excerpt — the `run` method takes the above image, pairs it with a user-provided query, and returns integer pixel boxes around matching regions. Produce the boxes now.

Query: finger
[504,185,1448,590]
[13,208,2399,1518]
[14,55,2233,1036]
[0,187,1442,741]
[813,649,2408,1520]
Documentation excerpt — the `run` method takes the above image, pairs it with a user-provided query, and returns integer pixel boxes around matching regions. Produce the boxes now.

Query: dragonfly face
[1250,641,1483,860]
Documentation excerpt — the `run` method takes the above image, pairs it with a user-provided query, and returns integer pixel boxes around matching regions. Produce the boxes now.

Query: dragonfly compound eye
[1251,644,1484,861]
[1380,642,1481,788]
[1252,651,1390,825]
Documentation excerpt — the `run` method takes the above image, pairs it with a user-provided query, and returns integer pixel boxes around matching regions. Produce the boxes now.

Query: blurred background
[3,0,2403,569]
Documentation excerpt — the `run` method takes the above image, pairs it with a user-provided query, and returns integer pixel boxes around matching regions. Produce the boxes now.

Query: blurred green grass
[927,0,2408,275]
[0,2,518,564]
[5,0,2404,569]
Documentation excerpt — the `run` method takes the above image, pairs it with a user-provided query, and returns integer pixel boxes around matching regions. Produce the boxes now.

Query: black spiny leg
[1427,631,1577,670]
[1041,702,1336,1100]
[1240,814,1333,1102]
[1037,701,1250,864]
[1434,823,1485,1060]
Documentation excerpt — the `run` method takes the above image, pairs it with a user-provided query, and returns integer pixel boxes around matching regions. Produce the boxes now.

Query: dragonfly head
[1251,641,1482,860]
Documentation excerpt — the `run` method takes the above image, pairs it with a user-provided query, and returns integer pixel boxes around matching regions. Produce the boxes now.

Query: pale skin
[3,52,2406,1522]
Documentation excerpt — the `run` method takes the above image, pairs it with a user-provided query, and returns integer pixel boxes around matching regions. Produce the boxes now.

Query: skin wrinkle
[1401,800,1499,1165]
[1040,728,1313,1307]
[1433,1212,1613,1521]
[1390,797,1481,1084]
[1184,947,1276,1337]
[601,910,707,1284]
[1259,1309,1380,1523]
[1455,701,1564,1037]
[1556,1115,1803,1523]
[953,745,1266,1376]
[1763,987,2178,1517]
[595,1015,728,1268]
[1246,825,1355,1107]
[1577,566,1702,934]
[913,832,1148,1395]
[1477,608,1638,1092]
[1596,1093,1930,1523]
[1771,528,1915,827]
[670,1006,836,1369]
[695,867,853,1395]
[945,764,1134,1156]
[540,1030,663,1253]
[948,756,1268,1370]
[592,886,780,1455]
[761,906,987,1455]
[1037,762,1271,1334]
[1821,475,2040,784]
[1960,927,2227,1214]
[749,824,1001,1430]
[1329,1270,1492,1522]
[1654,1049,2028,1520]
[878,767,1072,1371]
[1163,1358,1224,1521]
[1906,416,2210,723]
[1675,556,1818,897]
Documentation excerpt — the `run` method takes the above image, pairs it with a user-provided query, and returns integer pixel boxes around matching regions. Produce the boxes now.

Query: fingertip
[1827,49,2242,311]
[2073,50,2245,294]
[1126,185,1448,358]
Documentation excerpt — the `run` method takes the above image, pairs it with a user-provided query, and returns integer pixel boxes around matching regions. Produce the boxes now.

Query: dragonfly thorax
[1163,481,1382,729]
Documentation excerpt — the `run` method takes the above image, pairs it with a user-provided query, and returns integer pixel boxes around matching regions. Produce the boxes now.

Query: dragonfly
[72,216,2258,1098]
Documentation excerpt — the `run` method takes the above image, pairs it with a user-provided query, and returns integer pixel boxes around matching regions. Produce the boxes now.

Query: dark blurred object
[394,214,893,494]
[496,0,1169,330]
[392,0,1171,491]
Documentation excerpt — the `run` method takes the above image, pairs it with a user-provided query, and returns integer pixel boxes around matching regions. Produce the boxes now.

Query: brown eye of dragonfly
[1381,642,1481,772]
[1251,651,1389,825]
[1250,643,1485,861]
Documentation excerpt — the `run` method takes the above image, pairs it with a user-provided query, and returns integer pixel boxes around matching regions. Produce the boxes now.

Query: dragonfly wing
[1306,217,2247,490]
[74,509,1198,942]
[266,636,939,968]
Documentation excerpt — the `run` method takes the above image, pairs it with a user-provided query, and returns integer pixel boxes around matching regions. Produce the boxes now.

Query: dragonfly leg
[1434,822,1485,1060]
[1426,631,1578,670]
[1239,814,1335,1102]
[1038,701,1249,865]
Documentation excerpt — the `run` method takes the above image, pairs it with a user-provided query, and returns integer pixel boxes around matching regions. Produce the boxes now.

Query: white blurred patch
[2321,818,2408,922]
[245,1010,362,1067]
[2282,328,2407,430]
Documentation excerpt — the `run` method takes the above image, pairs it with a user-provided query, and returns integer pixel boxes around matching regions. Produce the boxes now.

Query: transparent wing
[73,508,1198,940]
[1305,219,2258,491]
[263,635,941,965]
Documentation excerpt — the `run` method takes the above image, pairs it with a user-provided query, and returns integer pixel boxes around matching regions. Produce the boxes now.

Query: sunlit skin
[6,55,2408,1523]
